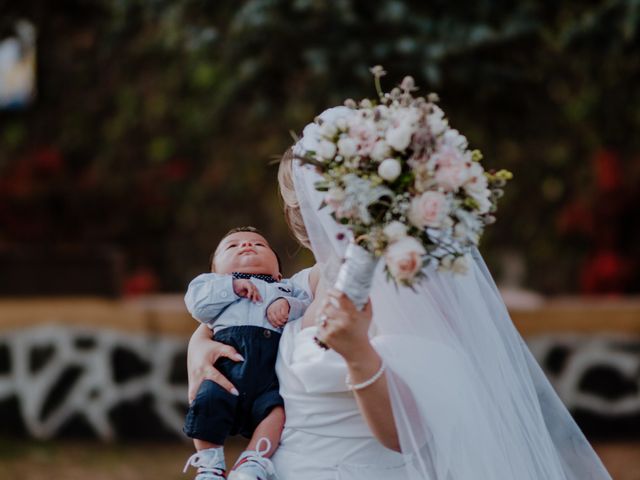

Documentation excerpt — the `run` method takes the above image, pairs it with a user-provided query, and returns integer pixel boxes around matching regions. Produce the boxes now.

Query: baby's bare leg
[247,406,285,457]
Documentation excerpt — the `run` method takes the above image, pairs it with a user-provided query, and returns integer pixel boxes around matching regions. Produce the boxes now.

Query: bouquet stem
[335,243,379,310]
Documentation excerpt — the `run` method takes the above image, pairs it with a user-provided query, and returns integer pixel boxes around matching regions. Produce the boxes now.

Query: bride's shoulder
[307,263,323,296]
[289,263,322,298]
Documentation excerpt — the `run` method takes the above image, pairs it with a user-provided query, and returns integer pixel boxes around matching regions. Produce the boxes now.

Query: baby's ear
[275,272,283,282]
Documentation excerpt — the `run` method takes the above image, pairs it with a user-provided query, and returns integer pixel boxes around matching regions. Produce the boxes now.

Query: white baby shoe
[183,447,226,480]
[228,438,278,480]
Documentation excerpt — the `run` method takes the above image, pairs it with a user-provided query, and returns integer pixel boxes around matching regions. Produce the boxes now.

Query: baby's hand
[267,298,290,328]
[232,278,262,303]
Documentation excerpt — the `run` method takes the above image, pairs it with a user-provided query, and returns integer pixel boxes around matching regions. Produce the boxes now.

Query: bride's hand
[187,324,244,403]
[316,289,373,361]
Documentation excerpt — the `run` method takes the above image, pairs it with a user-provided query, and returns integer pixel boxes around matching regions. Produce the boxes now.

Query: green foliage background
[1,0,639,293]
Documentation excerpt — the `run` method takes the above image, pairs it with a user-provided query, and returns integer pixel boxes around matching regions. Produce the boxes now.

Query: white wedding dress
[271,271,476,480]
[271,268,407,479]
[272,319,413,480]
[267,157,613,479]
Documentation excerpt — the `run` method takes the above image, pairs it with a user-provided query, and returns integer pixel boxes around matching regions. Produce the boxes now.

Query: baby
[182,226,310,480]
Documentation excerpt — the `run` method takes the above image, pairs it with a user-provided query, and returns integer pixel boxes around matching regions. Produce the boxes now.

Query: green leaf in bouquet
[471,149,483,162]
[463,197,480,210]
[496,169,513,181]
[297,150,326,168]
[394,171,415,190]
[313,180,331,191]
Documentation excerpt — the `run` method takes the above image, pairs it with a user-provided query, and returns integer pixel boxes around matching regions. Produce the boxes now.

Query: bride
[187,150,612,479]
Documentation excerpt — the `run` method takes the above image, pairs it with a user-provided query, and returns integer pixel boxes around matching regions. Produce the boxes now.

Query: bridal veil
[292,158,612,480]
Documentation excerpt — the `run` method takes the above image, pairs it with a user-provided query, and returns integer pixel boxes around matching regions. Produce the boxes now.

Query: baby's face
[213,231,281,279]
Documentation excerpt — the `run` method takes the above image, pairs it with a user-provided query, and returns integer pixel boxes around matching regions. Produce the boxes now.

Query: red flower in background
[0,146,65,198]
[0,159,34,197]
[162,159,191,181]
[122,267,160,296]
[557,200,594,236]
[580,249,628,294]
[33,146,64,174]
[593,149,622,192]
[556,148,636,294]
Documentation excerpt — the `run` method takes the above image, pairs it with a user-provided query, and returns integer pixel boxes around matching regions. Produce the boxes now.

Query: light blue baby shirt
[184,269,312,333]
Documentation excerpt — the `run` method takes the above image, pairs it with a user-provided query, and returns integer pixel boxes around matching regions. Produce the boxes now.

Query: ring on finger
[316,313,328,328]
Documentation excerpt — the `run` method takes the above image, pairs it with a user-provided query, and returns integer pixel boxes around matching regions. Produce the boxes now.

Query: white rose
[465,162,488,189]
[408,191,449,228]
[375,105,390,120]
[325,186,346,210]
[439,254,455,271]
[383,221,407,242]
[453,222,468,240]
[317,140,337,160]
[336,117,348,131]
[337,137,358,158]
[451,256,468,274]
[385,236,426,282]
[464,163,491,213]
[295,106,355,157]
[294,122,321,157]
[469,192,492,214]
[393,106,421,125]
[370,140,391,162]
[427,106,448,136]
[317,106,355,125]
[378,158,402,182]
[386,123,414,152]
[442,128,468,150]
[320,121,338,139]
[442,215,454,230]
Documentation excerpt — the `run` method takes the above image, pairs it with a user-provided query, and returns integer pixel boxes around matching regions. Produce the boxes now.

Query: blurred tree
[0,0,638,293]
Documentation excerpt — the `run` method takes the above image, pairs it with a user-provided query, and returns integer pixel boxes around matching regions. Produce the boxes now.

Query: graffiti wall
[0,301,639,440]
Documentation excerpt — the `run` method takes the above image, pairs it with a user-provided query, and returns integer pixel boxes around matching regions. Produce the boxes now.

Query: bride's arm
[187,323,244,402]
[346,340,400,452]
[316,290,401,452]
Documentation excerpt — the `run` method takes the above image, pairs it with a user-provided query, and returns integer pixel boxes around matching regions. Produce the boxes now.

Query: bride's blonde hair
[277,148,311,250]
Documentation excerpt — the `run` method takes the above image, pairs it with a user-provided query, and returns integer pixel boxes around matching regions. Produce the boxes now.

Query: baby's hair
[209,226,282,273]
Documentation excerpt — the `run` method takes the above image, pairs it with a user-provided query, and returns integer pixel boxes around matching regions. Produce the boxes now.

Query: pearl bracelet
[345,360,386,391]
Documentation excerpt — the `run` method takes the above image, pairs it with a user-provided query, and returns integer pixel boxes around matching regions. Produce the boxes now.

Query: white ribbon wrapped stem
[334,242,379,310]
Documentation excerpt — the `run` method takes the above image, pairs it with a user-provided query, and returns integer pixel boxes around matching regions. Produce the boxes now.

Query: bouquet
[293,66,511,309]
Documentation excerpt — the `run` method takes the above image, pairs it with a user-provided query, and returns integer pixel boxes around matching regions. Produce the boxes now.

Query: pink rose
[385,237,426,282]
[348,121,378,157]
[408,191,449,228]
[434,145,464,169]
[435,164,469,191]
